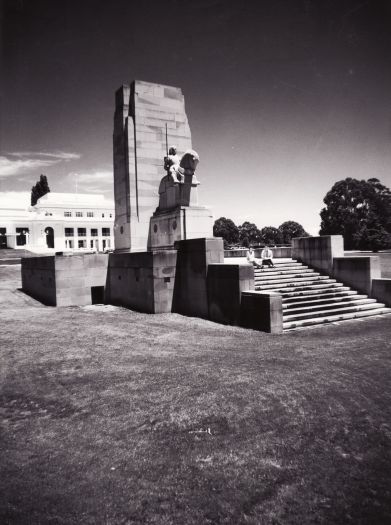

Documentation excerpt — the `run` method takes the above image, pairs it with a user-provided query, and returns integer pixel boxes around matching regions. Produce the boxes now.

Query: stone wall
[55,255,108,307]
[106,250,177,313]
[371,279,391,307]
[292,235,344,274]
[22,254,108,306]
[113,81,192,252]
[240,291,283,333]
[333,256,381,296]
[21,256,56,305]
[172,238,224,318]
[207,264,254,325]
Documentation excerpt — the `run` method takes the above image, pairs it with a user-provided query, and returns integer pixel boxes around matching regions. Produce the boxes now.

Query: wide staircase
[254,259,391,331]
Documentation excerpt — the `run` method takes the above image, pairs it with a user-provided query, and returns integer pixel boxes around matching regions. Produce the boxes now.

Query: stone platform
[148,205,213,250]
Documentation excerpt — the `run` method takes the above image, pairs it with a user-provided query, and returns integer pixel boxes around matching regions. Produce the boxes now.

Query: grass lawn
[1,265,391,524]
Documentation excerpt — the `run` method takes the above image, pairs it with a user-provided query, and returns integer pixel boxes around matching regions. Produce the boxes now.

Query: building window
[76,211,83,217]
[65,228,74,237]
[90,240,94,248]
[102,227,110,237]
[77,228,86,237]
[16,227,29,246]
[0,227,7,248]
[87,211,94,218]
[78,239,86,248]
[102,213,105,218]
[91,228,98,237]
[109,213,112,218]
[65,239,74,249]
[64,211,72,217]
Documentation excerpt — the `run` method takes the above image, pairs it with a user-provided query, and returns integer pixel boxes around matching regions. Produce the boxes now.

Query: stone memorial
[147,147,213,250]
[113,80,194,252]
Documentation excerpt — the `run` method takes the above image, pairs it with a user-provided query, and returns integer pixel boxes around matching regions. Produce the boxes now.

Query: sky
[1,0,391,234]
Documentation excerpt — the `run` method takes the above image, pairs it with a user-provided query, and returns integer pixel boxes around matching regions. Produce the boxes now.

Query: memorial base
[148,205,213,250]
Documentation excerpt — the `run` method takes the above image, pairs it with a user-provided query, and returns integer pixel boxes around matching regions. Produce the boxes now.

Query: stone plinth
[207,264,254,325]
[106,250,177,313]
[113,81,192,252]
[148,205,214,250]
[333,256,381,295]
[172,237,224,319]
[21,254,108,306]
[292,235,344,275]
[372,279,391,306]
[240,291,283,334]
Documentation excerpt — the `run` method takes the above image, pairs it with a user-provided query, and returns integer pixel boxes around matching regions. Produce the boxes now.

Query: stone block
[207,263,254,325]
[240,291,283,333]
[333,256,381,295]
[371,279,391,306]
[148,207,214,251]
[106,251,177,313]
[172,237,224,319]
[292,235,343,274]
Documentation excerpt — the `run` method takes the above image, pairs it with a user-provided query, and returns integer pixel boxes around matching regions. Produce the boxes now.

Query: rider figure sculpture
[164,146,182,183]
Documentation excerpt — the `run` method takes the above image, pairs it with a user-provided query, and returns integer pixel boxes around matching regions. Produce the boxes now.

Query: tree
[259,226,282,246]
[213,217,239,247]
[278,221,309,244]
[320,178,391,250]
[238,221,262,247]
[31,174,50,206]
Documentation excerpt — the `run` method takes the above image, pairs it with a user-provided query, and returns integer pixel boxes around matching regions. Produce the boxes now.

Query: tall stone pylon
[113,81,192,252]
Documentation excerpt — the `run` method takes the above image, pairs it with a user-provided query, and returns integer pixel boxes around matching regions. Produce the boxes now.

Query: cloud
[0,151,81,178]
[66,170,113,194]
[10,151,81,161]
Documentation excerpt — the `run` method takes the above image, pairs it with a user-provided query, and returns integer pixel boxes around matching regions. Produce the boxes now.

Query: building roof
[36,193,114,208]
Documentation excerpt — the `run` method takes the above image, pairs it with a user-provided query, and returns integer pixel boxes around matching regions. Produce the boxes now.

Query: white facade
[0,192,114,253]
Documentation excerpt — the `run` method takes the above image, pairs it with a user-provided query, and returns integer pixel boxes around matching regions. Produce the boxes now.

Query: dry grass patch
[1,266,391,524]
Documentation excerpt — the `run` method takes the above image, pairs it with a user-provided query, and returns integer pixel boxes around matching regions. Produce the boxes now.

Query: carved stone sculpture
[158,149,200,211]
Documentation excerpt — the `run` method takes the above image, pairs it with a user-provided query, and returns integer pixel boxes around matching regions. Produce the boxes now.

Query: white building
[0,192,114,253]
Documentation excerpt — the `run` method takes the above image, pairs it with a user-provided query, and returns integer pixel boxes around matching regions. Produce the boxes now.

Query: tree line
[213,219,309,247]
[320,177,391,251]
[215,177,391,251]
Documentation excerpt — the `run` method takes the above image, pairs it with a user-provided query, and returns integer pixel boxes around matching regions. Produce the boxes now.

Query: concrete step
[283,301,385,322]
[282,293,366,309]
[259,263,304,270]
[255,262,306,270]
[283,298,377,316]
[254,267,313,278]
[257,278,338,291]
[283,307,391,330]
[256,275,330,287]
[280,286,352,299]
[254,270,320,282]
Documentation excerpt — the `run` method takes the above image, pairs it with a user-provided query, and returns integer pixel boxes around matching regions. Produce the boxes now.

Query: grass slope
[0,266,391,524]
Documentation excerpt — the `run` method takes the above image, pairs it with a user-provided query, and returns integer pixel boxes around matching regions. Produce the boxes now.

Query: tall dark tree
[238,221,262,247]
[260,226,282,246]
[320,178,391,250]
[213,217,239,247]
[31,174,50,206]
[278,221,309,244]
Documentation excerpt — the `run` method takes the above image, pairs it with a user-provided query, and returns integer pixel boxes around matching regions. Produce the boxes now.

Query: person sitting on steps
[261,245,276,268]
[246,246,263,269]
